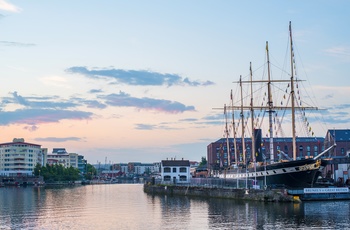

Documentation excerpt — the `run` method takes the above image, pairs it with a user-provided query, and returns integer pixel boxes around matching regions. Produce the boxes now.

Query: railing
[148,177,259,189]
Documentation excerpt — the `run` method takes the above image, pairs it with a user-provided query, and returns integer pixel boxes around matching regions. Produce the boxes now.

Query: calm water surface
[0,184,349,229]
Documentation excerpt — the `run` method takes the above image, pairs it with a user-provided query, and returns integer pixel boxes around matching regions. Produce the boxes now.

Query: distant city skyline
[1,1,349,164]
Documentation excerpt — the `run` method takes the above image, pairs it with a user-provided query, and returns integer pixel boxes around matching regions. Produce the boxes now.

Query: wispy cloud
[5,91,78,109]
[0,41,34,47]
[324,46,350,61]
[66,66,215,87]
[100,91,195,113]
[0,92,94,126]
[34,137,83,142]
[0,109,93,126]
[135,124,156,130]
[0,0,21,13]
[89,89,103,94]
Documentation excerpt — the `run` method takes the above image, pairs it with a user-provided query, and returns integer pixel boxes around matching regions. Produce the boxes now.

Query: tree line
[33,163,97,182]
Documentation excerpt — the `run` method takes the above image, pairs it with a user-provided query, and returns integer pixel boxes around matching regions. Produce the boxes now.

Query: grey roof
[52,148,68,154]
[161,160,190,167]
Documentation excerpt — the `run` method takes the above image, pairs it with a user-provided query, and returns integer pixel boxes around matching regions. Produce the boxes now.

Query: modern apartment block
[47,148,87,173]
[0,138,46,176]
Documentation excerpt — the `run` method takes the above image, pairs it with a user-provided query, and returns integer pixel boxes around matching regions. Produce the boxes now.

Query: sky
[0,1,349,164]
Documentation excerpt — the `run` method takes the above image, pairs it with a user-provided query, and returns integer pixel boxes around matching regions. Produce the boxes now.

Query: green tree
[33,163,81,182]
[85,164,97,180]
[199,157,207,166]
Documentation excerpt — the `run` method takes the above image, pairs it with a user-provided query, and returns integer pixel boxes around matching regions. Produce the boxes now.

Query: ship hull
[219,158,322,188]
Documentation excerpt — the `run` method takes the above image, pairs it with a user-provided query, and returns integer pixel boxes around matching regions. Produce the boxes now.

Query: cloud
[100,91,195,113]
[89,89,103,94]
[0,0,21,13]
[135,124,156,130]
[6,91,78,109]
[135,123,180,130]
[0,41,34,47]
[0,109,93,125]
[66,66,215,87]
[24,125,39,132]
[34,137,83,142]
[324,46,350,61]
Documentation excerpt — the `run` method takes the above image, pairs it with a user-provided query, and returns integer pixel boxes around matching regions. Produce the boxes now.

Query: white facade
[47,152,79,168]
[161,160,191,184]
[0,138,45,176]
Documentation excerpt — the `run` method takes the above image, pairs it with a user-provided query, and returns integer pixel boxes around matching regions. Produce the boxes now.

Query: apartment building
[47,148,86,172]
[0,138,46,176]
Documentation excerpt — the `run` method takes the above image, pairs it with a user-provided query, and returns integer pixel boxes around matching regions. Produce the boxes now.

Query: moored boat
[216,22,336,189]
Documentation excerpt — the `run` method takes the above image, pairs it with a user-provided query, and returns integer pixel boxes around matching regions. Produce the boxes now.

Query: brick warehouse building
[207,136,324,172]
[207,129,350,175]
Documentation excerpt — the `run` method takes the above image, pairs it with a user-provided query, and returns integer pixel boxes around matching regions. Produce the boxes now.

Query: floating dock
[288,187,350,201]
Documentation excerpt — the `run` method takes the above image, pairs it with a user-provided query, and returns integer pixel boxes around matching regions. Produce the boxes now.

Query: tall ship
[216,22,336,189]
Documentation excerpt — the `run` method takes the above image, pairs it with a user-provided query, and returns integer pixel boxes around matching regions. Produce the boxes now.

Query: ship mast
[231,90,238,166]
[224,104,231,167]
[289,21,297,161]
[266,41,275,163]
[250,62,256,164]
[239,75,246,165]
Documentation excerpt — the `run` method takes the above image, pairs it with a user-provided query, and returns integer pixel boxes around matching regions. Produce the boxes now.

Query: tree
[85,164,97,180]
[199,157,207,166]
[33,163,81,182]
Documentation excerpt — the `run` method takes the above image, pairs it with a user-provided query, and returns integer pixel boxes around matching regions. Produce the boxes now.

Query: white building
[47,148,79,169]
[161,159,191,184]
[0,138,46,176]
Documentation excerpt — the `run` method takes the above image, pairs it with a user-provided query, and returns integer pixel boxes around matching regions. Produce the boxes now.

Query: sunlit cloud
[39,75,70,89]
[0,0,21,13]
[66,66,215,87]
[100,91,195,113]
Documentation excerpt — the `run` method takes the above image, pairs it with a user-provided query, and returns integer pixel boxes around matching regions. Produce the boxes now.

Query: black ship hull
[220,158,322,188]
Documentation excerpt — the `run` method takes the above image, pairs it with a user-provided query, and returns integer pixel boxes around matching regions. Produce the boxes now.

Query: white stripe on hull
[218,160,321,180]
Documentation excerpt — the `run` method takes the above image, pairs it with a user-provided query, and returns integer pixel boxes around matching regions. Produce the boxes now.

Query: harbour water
[1,184,349,229]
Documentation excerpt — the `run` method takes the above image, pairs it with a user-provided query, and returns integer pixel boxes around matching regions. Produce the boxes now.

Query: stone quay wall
[143,184,297,202]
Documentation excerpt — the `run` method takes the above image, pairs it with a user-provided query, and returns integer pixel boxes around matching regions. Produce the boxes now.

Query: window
[163,176,171,181]
[299,145,303,158]
[307,146,311,156]
[179,176,187,181]
[314,146,318,156]
[341,148,345,155]
[179,167,187,173]
[172,167,176,173]
[163,167,170,173]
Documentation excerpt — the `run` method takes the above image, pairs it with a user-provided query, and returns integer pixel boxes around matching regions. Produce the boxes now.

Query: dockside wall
[143,184,297,202]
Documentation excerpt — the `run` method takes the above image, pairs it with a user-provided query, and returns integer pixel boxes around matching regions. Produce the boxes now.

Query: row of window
[3,153,35,157]
[3,163,34,166]
[163,167,187,173]
[163,176,187,181]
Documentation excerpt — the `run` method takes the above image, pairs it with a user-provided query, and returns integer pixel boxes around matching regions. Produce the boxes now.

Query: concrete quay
[143,184,298,202]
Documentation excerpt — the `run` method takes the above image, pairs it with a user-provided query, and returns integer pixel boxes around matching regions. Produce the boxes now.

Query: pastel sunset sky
[1,1,349,164]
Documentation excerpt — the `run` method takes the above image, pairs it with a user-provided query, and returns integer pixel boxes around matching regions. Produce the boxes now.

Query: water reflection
[1,185,350,229]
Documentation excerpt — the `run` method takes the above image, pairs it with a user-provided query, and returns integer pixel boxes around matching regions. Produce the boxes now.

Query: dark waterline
[0,184,349,229]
